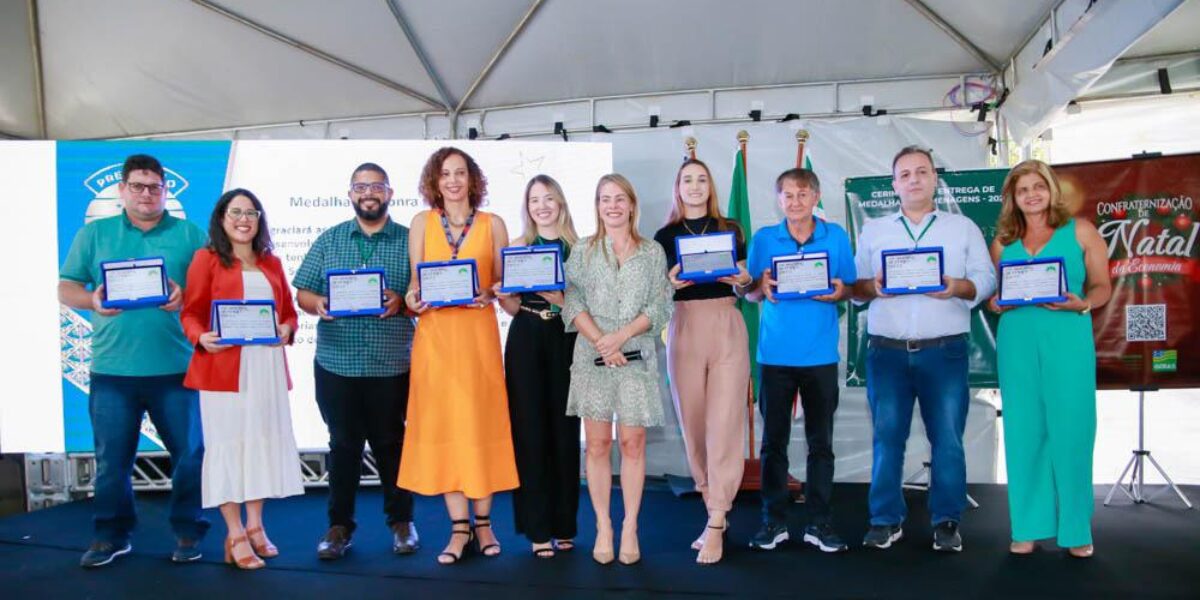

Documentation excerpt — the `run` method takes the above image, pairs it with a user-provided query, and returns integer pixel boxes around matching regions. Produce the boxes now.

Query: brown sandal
[246,526,279,558]
[225,535,265,570]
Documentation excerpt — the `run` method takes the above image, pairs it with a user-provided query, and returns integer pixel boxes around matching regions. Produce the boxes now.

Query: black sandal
[554,539,575,552]
[532,542,555,558]
[437,519,472,565]
[472,515,501,557]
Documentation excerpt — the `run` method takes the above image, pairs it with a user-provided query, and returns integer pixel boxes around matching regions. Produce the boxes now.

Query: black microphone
[594,350,644,366]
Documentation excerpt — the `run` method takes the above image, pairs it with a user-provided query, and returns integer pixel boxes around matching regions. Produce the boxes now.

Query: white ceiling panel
[0,1,39,138]
[205,0,443,105]
[391,0,534,106]
[39,0,433,139]
[0,0,1184,138]
[1125,0,1200,57]
[464,0,991,109]
[920,0,1057,65]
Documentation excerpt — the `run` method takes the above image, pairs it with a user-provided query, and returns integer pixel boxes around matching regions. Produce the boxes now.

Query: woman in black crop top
[653,159,753,565]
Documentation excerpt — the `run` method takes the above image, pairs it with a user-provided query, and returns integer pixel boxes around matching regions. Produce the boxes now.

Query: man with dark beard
[294,162,418,559]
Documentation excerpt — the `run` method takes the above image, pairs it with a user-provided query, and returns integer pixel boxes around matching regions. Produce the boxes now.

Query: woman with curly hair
[398,147,519,564]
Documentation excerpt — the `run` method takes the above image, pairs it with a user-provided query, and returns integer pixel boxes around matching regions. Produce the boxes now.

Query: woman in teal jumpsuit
[989,160,1112,558]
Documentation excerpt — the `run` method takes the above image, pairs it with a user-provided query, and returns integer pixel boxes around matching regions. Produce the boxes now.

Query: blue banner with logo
[57,141,232,452]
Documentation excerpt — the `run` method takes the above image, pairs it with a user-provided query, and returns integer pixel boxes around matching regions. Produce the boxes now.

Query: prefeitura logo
[82,163,190,223]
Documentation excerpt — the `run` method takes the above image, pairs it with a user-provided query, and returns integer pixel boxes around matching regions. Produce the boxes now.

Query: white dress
[199,271,304,507]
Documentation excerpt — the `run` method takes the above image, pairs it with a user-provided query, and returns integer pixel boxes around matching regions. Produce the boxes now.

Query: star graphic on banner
[511,153,546,181]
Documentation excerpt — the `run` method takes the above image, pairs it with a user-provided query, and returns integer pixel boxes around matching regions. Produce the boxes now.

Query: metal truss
[24,451,386,510]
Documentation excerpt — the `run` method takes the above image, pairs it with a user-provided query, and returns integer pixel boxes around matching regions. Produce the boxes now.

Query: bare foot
[532,541,555,558]
[1068,544,1094,558]
[1009,541,1035,554]
[436,527,471,565]
[696,521,726,565]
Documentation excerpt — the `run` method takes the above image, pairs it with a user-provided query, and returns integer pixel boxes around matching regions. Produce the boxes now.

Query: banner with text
[39,140,612,453]
[1056,153,1200,389]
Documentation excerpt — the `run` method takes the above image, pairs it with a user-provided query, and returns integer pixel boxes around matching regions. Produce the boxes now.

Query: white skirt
[199,271,304,507]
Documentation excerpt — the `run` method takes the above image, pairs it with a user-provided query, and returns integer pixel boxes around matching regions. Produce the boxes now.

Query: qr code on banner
[1126,304,1167,342]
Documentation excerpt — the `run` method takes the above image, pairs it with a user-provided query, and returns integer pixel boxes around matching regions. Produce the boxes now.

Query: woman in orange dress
[399,147,519,565]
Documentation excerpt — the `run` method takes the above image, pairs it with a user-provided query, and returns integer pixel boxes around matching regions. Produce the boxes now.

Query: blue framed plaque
[675,231,738,282]
[212,299,281,345]
[997,257,1068,306]
[417,258,479,307]
[881,246,946,295]
[99,256,170,309]
[326,268,387,317]
[500,245,564,293]
[771,252,834,300]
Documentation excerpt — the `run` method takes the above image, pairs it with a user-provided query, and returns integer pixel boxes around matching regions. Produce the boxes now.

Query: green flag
[728,149,760,396]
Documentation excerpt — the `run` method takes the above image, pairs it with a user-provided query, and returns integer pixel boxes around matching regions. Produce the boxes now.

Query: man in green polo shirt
[58,154,210,568]
[294,162,418,559]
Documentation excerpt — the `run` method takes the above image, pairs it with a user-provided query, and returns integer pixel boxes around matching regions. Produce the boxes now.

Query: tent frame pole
[188,0,443,109]
[27,0,47,139]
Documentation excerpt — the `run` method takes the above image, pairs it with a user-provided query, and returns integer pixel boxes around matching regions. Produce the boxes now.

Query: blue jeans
[89,373,209,545]
[865,335,969,527]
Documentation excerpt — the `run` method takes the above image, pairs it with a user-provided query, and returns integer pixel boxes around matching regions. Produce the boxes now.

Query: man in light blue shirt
[743,168,856,553]
[852,146,995,553]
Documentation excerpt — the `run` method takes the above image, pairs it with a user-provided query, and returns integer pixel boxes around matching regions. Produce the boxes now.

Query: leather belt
[870,333,967,353]
[518,305,560,321]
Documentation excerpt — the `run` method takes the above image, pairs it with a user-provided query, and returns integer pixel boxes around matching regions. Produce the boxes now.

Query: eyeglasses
[226,208,262,221]
[126,182,164,195]
[350,182,390,194]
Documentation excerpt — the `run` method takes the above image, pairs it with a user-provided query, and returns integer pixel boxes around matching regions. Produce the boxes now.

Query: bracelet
[1079,301,1092,315]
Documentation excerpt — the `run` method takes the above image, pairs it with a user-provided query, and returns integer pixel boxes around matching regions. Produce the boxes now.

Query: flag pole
[685,136,698,160]
[738,130,748,169]
[795,129,809,167]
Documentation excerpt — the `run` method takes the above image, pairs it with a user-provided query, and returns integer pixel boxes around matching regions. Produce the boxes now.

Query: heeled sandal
[224,535,265,570]
[246,526,279,558]
[554,539,575,552]
[437,519,473,565]
[472,515,501,557]
[532,542,555,558]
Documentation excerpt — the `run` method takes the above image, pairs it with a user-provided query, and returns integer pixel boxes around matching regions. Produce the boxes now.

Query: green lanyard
[354,234,379,267]
[900,214,937,247]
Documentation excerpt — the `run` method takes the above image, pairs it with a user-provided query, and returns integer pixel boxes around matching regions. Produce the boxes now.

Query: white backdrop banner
[0,140,611,453]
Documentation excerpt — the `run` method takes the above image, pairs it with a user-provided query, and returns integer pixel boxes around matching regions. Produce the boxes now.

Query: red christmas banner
[1056,153,1200,389]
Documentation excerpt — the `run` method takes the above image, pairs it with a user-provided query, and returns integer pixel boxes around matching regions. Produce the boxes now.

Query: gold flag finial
[737,130,749,143]
[796,129,810,143]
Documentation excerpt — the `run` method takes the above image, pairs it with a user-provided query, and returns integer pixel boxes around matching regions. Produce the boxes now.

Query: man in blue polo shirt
[58,154,210,568]
[742,168,855,553]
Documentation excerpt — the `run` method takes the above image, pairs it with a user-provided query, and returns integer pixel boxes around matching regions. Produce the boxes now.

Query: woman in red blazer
[182,188,303,570]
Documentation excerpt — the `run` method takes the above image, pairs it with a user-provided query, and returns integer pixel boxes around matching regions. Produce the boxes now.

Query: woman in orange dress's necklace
[399,147,519,565]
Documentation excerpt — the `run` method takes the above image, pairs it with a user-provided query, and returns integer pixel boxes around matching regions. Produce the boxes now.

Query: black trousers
[313,361,413,533]
[759,362,839,527]
[504,311,580,543]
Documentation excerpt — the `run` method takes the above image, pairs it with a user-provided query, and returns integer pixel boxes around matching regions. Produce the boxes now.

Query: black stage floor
[1,483,1196,599]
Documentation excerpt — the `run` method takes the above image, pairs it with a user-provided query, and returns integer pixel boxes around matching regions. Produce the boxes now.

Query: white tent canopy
[2,0,1196,142]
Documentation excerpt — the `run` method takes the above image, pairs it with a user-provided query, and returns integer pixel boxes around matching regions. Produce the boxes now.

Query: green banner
[844,169,1007,387]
